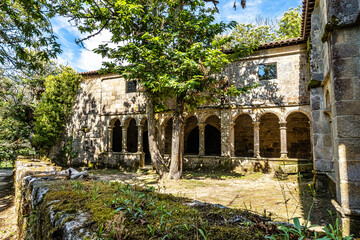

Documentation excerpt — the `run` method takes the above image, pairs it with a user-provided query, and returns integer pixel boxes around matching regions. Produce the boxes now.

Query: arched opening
[184,116,199,155]
[112,119,122,152]
[142,120,151,165]
[234,114,254,157]
[164,118,173,154]
[205,115,221,156]
[286,112,311,159]
[260,113,280,158]
[127,118,138,153]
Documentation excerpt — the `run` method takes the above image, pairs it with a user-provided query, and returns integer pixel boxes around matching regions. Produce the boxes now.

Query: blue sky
[53,0,302,73]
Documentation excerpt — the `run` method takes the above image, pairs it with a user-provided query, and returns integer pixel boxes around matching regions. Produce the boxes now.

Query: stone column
[108,127,113,152]
[253,122,260,158]
[198,123,205,156]
[229,122,236,157]
[220,110,231,157]
[121,125,127,153]
[137,125,143,153]
[279,121,288,158]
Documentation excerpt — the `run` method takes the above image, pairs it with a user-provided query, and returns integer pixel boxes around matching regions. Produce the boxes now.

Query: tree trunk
[168,114,184,180]
[145,92,168,177]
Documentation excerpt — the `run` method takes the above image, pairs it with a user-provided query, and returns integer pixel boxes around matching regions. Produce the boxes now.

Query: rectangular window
[126,80,137,93]
[259,63,277,80]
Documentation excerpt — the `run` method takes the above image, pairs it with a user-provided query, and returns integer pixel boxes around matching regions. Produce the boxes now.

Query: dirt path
[0,169,17,240]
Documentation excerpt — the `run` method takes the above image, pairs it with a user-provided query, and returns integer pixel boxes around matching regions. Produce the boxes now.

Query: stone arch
[184,116,199,155]
[284,110,311,122]
[109,118,121,127]
[140,116,148,126]
[232,112,256,123]
[164,118,173,154]
[257,111,282,123]
[234,114,254,157]
[112,119,122,152]
[122,116,134,128]
[205,115,221,156]
[127,118,138,153]
[259,113,280,158]
[200,112,220,125]
[286,112,311,159]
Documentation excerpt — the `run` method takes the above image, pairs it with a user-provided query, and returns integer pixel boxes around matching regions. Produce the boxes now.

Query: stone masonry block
[332,58,359,79]
[333,78,354,101]
[336,138,360,161]
[338,160,360,182]
[337,181,360,209]
[333,43,359,59]
[334,101,360,116]
[336,116,360,138]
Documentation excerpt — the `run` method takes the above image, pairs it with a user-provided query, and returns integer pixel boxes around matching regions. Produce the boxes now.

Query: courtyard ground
[91,169,336,230]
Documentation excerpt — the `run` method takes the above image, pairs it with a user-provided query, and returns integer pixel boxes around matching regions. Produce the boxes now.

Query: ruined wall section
[64,74,147,166]
[309,0,333,173]
[226,44,310,107]
[310,0,360,236]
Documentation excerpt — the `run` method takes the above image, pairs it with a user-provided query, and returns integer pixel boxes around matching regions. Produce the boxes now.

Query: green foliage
[59,0,242,111]
[221,5,302,55]
[0,72,37,164]
[33,67,82,153]
[0,0,61,72]
[219,23,276,57]
[276,6,302,40]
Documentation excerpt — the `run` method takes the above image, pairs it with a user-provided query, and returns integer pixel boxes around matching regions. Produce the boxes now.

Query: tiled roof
[79,70,100,75]
[301,0,316,38]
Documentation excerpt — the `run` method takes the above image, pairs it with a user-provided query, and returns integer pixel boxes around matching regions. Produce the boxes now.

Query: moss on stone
[307,79,322,90]
[321,16,341,43]
[26,179,280,239]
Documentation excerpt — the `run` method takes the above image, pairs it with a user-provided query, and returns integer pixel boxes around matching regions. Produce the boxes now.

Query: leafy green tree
[222,5,302,54]
[59,0,249,179]
[0,60,62,166]
[33,67,82,154]
[219,23,276,56]
[276,6,302,40]
[0,73,35,165]
[0,0,61,73]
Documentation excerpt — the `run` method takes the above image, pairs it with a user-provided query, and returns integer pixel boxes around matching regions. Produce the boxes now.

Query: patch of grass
[37,179,275,239]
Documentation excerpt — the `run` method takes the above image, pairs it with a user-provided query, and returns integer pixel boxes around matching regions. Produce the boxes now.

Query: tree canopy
[0,0,61,73]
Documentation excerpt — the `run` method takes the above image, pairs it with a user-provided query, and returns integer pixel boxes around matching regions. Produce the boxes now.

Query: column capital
[137,124,144,128]
[230,122,236,127]
[279,121,287,128]
[252,122,260,127]
[198,122,206,128]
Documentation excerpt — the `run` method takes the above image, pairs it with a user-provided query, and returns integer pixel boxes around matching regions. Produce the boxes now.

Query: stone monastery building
[62,0,360,235]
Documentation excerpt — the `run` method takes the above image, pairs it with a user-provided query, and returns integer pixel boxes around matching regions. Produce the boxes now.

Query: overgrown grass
[41,180,274,239]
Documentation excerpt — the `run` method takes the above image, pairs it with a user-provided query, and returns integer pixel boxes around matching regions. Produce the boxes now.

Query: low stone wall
[182,155,313,173]
[15,157,96,239]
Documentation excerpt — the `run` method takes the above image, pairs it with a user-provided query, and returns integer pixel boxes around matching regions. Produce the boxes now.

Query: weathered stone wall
[226,44,310,107]
[309,0,360,236]
[15,157,97,239]
[60,43,311,172]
